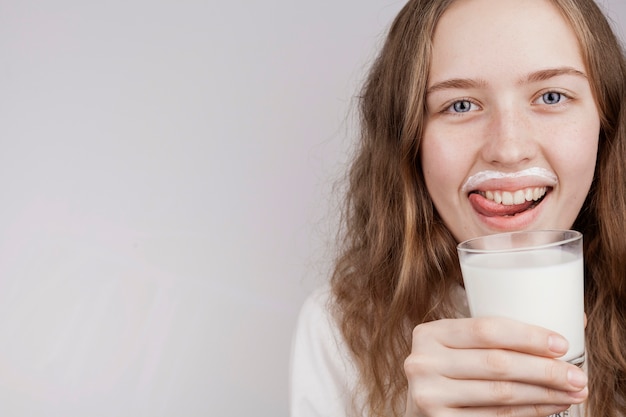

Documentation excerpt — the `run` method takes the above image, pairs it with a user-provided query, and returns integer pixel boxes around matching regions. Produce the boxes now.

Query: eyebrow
[524,67,587,83]
[426,66,588,96]
[426,78,487,96]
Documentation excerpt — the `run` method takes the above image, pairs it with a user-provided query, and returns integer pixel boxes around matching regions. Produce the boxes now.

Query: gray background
[0,0,624,416]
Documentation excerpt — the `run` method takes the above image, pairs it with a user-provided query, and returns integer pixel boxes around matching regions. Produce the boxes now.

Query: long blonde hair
[330,0,626,415]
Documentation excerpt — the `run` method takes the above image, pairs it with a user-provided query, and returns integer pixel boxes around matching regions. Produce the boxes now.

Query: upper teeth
[480,187,547,205]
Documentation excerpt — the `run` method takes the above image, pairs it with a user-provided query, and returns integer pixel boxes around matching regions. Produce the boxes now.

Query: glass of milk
[457,230,584,365]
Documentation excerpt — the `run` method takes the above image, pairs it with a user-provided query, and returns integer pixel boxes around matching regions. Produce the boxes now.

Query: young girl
[291,0,626,416]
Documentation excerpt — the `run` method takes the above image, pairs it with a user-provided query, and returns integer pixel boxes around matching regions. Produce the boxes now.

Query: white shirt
[289,287,362,417]
[289,286,584,417]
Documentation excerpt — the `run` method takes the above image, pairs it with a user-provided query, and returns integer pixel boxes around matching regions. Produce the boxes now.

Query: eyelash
[533,90,571,106]
[441,90,572,115]
[442,98,480,115]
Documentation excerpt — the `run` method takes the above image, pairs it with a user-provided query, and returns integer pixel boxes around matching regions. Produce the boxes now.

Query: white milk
[460,248,584,362]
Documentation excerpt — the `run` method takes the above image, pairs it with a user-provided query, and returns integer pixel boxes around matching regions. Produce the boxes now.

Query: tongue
[469,193,535,217]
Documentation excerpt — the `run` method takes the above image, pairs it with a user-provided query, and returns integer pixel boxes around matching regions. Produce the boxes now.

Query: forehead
[429,0,585,85]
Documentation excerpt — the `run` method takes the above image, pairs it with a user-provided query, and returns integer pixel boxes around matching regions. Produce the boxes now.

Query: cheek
[420,133,468,202]
[557,122,599,180]
[549,119,599,217]
[421,136,446,191]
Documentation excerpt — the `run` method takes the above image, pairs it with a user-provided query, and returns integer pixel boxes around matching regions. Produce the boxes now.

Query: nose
[480,106,538,167]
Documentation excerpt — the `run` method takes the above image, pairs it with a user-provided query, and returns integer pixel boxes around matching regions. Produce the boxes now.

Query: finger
[412,317,569,358]
[407,375,586,409]
[448,404,571,417]
[438,349,588,392]
[445,379,587,408]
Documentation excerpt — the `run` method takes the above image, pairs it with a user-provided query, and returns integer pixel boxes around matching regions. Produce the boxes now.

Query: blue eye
[441,99,480,115]
[541,92,563,105]
[450,100,474,113]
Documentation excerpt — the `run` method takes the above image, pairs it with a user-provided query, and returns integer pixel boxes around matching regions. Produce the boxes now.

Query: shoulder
[289,286,361,417]
[295,286,333,332]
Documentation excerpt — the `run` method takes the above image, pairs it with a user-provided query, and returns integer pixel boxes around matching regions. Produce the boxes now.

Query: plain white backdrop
[0,0,624,416]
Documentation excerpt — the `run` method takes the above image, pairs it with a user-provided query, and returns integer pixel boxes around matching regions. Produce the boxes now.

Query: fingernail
[548,335,568,353]
[568,369,588,388]
[569,386,589,400]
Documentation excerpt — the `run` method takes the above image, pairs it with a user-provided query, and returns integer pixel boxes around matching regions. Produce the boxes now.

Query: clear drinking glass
[457,230,586,416]
[457,230,585,365]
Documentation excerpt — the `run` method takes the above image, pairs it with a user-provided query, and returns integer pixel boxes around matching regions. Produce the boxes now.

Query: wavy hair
[330,0,626,415]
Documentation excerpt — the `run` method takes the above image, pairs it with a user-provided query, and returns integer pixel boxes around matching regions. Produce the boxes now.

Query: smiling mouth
[469,186,550,217]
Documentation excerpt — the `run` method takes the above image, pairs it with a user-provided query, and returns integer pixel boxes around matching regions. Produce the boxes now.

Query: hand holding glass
[457,230,585,364]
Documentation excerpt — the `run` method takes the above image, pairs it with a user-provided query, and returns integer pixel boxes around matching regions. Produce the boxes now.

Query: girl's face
[421,0,600,243]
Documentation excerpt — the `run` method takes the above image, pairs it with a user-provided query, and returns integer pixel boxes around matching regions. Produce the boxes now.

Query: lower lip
[469,193,548,232]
